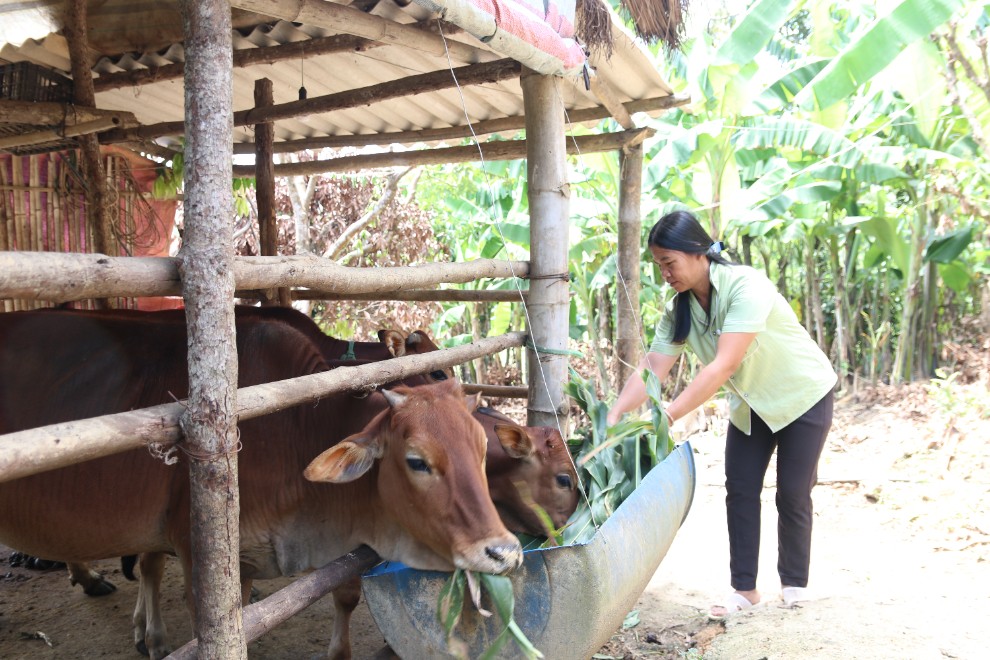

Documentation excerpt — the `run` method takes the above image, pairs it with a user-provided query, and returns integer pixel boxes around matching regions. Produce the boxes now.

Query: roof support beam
[93,34,384,93]
[0,100,137,127]
[0,117,121,150]
[231,127,654,177]
[229,93,689,154]
[586,73,635,129]
[230,0,490,63]
[101,58,522,143]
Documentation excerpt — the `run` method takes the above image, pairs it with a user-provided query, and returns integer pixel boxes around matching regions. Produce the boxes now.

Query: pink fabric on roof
[469,0,586,71]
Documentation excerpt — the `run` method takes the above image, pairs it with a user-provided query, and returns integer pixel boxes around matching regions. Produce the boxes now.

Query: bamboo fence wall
[0,148,176,312]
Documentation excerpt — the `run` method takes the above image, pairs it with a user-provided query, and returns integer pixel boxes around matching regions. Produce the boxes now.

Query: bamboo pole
[168,545,383,658]
[0,253,529,302]
[461,383,529,398]
[280,288,528,303]
[228,93,689,155]
[11,155,23,253]
[615,142,643,389]
[521,70,570,429]
[231,128,652,177]
[0,332,527,483]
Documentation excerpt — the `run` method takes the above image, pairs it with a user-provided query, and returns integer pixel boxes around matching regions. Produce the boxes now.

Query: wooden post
[616,142,644,389]
[177,1,246,658]
[254,78,283,306]
[521,70,570,430]
[65,0,112,309]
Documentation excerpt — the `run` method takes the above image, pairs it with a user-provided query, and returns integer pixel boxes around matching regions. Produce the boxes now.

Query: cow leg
[67,561,117,596]
[132,552,170,659]
[328,576,362,660]
[241,577,255,606]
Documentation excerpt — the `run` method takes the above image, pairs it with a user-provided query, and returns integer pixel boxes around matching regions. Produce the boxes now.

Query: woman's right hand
[606,407,623,427]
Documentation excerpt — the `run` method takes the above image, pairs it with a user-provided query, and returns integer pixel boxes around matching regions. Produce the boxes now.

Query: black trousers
[724,391,833,591]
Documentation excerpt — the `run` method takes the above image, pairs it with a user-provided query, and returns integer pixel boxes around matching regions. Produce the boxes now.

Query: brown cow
[0,310,522,659]
[28,308,575,597]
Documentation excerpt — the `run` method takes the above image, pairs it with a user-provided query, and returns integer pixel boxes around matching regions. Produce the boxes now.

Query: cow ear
[304,435,383,483]
[379,330,406,357]
[464,392,483,413]
[494,423,535,459]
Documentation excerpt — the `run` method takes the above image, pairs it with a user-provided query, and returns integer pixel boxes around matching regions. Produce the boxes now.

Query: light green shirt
[649,262,837,434]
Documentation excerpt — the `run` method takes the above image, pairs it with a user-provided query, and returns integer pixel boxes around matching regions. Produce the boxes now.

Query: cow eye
[429,370,448,381]
[406,457,431,474]
[555,474,573,489]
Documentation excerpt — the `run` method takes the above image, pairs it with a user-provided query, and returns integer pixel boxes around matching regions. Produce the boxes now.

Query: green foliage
[561,370,673,545]
[438,569,544,659]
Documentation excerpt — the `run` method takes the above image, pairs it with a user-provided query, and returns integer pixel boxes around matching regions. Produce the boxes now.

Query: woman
[607,210,836,617]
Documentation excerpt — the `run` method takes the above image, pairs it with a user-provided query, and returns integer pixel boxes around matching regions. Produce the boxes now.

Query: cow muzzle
[455,536,523,575]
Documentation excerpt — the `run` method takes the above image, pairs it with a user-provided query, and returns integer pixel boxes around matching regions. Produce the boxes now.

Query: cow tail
[121,555,138,581]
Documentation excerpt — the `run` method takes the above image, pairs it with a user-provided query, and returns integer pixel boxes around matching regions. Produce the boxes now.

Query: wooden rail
[0,332,527,483]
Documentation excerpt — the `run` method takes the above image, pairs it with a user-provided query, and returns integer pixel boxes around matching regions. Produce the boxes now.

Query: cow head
[303,379,521,574]
[484,416,580,537]
[401,329,455,382]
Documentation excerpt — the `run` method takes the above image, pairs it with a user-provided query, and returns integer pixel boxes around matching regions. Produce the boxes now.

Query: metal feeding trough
[361,441,697,659]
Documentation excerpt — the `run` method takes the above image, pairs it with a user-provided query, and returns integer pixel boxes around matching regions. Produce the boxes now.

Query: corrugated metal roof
[0,0,678,155]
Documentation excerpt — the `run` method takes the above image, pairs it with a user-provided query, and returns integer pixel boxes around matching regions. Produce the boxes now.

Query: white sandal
[781,586,812,607]
[710,591,756,619]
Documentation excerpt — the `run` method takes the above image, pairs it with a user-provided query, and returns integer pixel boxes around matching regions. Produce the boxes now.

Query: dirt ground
[1,379,988,659]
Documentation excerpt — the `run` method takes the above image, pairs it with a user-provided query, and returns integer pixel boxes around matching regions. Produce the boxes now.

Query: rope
[436,22,594,521]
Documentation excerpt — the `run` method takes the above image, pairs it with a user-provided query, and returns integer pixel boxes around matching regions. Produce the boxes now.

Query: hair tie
[708,241,725,256]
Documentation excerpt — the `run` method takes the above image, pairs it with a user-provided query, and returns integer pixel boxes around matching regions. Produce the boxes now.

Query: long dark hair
[648,210,731,343]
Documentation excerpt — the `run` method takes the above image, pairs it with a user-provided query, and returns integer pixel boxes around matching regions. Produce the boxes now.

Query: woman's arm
[606,352,678,426]
[665,332,755,422]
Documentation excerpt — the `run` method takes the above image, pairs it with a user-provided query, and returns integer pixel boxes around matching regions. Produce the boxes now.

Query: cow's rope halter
[436,24,661,541]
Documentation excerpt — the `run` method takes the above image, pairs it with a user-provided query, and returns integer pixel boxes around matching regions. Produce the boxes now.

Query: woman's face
[650,246,709,294]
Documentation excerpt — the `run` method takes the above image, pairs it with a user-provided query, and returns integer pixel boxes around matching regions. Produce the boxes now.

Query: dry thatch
[577,0,689,59]
[622,0,689,51]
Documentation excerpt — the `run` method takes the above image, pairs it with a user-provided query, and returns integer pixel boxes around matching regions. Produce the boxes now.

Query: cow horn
[381,388,407,408]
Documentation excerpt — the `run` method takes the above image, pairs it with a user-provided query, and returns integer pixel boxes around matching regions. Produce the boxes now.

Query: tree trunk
[522,70,570,430]
[806,237,826,350]
[892,200,927,383]
[827,235,848,383]
[176,1,245,657]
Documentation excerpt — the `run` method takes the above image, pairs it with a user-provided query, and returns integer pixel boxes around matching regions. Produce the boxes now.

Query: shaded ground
[1,380,988,659]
